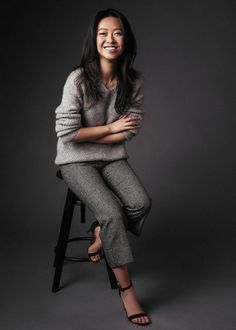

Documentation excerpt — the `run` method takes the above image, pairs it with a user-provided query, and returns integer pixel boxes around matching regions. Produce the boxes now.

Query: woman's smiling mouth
[104,46,118,52]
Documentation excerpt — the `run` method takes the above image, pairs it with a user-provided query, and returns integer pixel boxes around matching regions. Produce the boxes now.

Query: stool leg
[104,254,118,290]
[53,188,75,268]
[52,188,76,292]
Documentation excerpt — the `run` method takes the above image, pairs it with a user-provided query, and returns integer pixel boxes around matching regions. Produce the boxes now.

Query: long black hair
[72,8,143,115]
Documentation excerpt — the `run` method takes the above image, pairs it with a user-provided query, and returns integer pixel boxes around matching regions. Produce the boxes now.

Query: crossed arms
[71,113,140,144]
[55,70,144,144]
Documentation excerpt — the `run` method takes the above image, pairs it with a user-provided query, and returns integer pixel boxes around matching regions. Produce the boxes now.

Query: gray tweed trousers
[59,159,152,268]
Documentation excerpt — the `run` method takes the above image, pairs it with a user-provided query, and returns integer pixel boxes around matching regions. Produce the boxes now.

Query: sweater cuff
[123,131,136,141]
[60,131,77,143]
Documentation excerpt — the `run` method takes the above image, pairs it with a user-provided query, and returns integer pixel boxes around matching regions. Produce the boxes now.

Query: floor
[1,204,235,330]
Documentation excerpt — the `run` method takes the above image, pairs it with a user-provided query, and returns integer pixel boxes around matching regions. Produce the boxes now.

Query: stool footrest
[54,236,92,263]
[64,256,89,262]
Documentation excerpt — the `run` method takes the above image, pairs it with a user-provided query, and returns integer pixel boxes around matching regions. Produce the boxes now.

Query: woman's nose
[106,34,115,42]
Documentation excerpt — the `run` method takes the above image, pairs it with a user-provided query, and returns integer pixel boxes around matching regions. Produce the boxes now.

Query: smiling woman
[54,8,152,326]
[96,17,124,68]
[96,17,124,90]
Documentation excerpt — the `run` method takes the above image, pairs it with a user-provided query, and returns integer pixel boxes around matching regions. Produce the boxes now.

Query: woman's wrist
[107,123,112,133]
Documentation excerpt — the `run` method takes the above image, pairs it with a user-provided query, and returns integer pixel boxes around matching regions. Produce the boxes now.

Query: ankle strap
[87,220,99,233]
[119,280,132,292]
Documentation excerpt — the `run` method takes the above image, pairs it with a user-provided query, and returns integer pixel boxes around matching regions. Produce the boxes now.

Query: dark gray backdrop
[1,1,235,329]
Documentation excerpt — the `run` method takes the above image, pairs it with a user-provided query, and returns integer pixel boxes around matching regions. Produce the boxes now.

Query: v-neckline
[100,80,118,92]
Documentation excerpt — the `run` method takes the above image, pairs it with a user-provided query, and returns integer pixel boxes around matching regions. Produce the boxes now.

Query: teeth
[105,47,117,49]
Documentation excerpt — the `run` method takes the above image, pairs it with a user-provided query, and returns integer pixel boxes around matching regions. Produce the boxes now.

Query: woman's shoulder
[130,68,144,88]
[65,66,84,85]
[130,69,144,94]
[135,75,144,89]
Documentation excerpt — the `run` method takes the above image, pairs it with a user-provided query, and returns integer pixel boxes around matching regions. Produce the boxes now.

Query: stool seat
[56,169,63,179]
[52,169,118,292]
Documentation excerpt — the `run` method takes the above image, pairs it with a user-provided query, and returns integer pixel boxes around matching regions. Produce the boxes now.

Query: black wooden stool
[52,169,118,293]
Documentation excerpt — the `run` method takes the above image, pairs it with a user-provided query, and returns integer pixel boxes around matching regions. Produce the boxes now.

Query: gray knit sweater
[54,67,145,165]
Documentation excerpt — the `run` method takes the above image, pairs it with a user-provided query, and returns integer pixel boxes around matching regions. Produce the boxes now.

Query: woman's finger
[123,112,130,118]
[126,117,140,123]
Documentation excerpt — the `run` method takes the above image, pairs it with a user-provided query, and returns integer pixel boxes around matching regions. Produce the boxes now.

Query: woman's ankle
[94,226,102,241]
[112,264,132,288]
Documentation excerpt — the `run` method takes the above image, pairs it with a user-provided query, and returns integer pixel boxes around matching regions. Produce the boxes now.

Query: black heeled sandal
[118,281,152,326]
[87,220,104,263]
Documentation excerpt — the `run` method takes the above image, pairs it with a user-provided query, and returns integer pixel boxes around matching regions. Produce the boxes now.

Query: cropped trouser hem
[103,247,134,268]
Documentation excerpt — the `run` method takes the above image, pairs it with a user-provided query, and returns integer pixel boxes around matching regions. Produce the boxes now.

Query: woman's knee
[123,194,152,215]
[142,195,152,214]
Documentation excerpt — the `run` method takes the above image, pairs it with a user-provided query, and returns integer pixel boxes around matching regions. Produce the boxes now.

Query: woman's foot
[87,224,103,262]
[119,282,151,325]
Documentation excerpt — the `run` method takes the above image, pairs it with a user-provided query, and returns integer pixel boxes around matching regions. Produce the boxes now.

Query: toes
[143,316,148,324]
[93,255,98,262]
[132,316,149,324]
[144,316,150,324]
[91,253,101,262]
[134,317,141,324]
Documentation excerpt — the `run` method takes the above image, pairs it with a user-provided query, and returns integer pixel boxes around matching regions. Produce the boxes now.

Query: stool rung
[64,256,89,262]
[67,237,91,242]
[65,236,91,262]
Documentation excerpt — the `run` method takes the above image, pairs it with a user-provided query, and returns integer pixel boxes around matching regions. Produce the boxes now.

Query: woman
[55,8,152,326]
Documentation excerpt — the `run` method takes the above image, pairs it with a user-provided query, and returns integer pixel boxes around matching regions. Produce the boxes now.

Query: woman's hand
[108,112,141,134]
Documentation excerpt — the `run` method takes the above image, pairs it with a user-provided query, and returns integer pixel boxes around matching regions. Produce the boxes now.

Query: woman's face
[96,16,124,62]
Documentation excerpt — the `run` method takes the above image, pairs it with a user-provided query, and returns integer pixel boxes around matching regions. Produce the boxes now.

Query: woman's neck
[99,58,118,83]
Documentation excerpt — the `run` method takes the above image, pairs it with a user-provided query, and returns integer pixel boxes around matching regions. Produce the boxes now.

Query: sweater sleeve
[122,77,145,141]
[55,70,83,143]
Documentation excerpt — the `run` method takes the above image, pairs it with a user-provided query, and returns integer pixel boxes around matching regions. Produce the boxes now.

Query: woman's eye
[98,32,123,36]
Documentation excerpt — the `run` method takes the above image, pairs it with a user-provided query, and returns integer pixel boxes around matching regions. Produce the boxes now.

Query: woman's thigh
[59,162,124,219]
[101,159,152,211]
